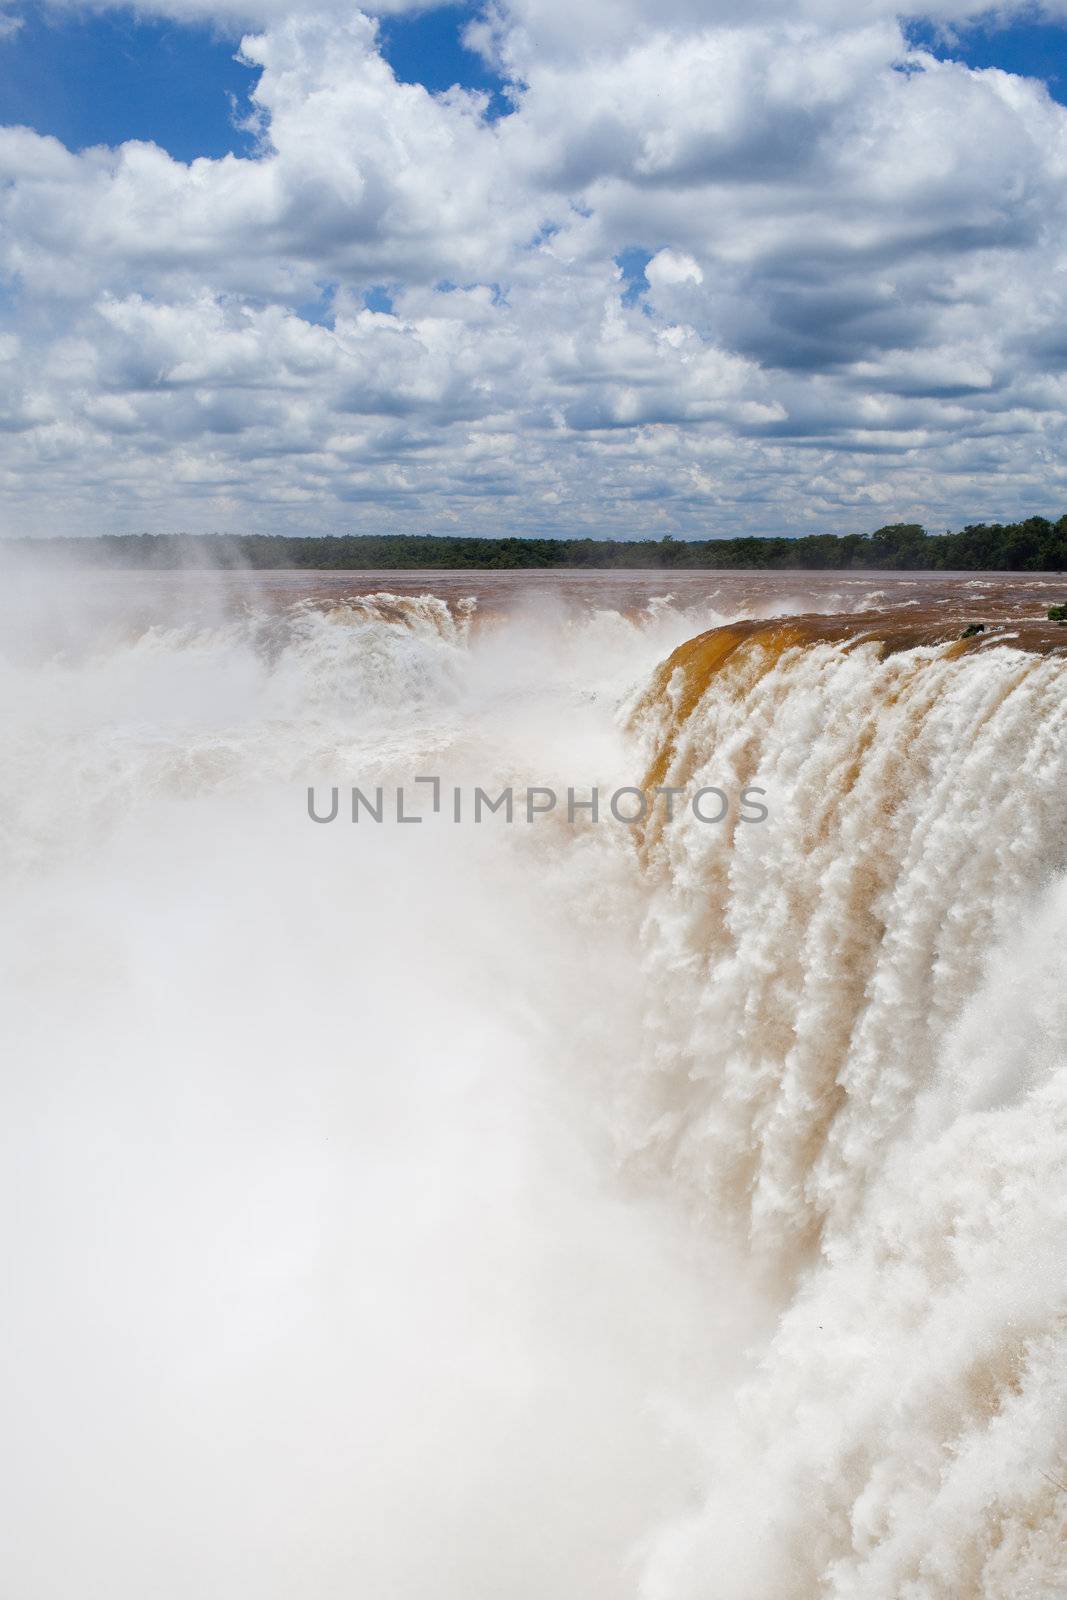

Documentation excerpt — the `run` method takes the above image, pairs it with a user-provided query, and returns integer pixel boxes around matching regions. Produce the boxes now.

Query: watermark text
[307,780,769,826]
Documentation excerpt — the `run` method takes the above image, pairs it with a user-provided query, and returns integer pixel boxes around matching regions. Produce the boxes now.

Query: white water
[1,567,1066,1598]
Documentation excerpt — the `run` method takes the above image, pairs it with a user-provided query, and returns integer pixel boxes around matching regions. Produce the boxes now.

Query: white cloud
[2,2,1067,534]
[646,251,703,288]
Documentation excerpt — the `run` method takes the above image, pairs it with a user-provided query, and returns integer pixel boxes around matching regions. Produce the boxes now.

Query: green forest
[13,517,1067,570]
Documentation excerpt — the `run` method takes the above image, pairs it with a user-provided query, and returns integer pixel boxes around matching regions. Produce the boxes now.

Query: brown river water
[6,565,1067,658]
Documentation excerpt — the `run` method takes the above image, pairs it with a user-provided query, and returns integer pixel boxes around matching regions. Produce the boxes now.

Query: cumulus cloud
[2,0,1067,535]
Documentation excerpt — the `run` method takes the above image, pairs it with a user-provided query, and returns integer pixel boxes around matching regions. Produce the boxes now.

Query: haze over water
[2,564,1066,1599]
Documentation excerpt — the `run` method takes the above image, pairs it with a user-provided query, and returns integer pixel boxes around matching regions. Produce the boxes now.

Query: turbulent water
[2,562,1066,1599]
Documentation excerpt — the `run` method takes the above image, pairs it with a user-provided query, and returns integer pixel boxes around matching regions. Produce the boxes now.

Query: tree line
[11,517,1067,570]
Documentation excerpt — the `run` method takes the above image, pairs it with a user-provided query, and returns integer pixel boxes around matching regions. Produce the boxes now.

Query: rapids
[1,562,1065,1599]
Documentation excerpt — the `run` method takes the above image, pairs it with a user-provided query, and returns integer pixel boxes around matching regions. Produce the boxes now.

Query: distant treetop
[10,518,1067,571]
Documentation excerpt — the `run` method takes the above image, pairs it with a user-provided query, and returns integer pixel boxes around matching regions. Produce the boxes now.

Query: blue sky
[3,0,1067,537]
[5,5,1062,162]
[0,2,511,157]
[0,8,258,160]
[906,15,1067,96]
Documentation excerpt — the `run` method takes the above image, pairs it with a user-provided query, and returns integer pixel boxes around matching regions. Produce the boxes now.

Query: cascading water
[627,625,1067,1598]
[1,564,1065,1599]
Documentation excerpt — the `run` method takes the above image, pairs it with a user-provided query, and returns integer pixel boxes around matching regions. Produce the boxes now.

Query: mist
[3,559,1067,1598]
